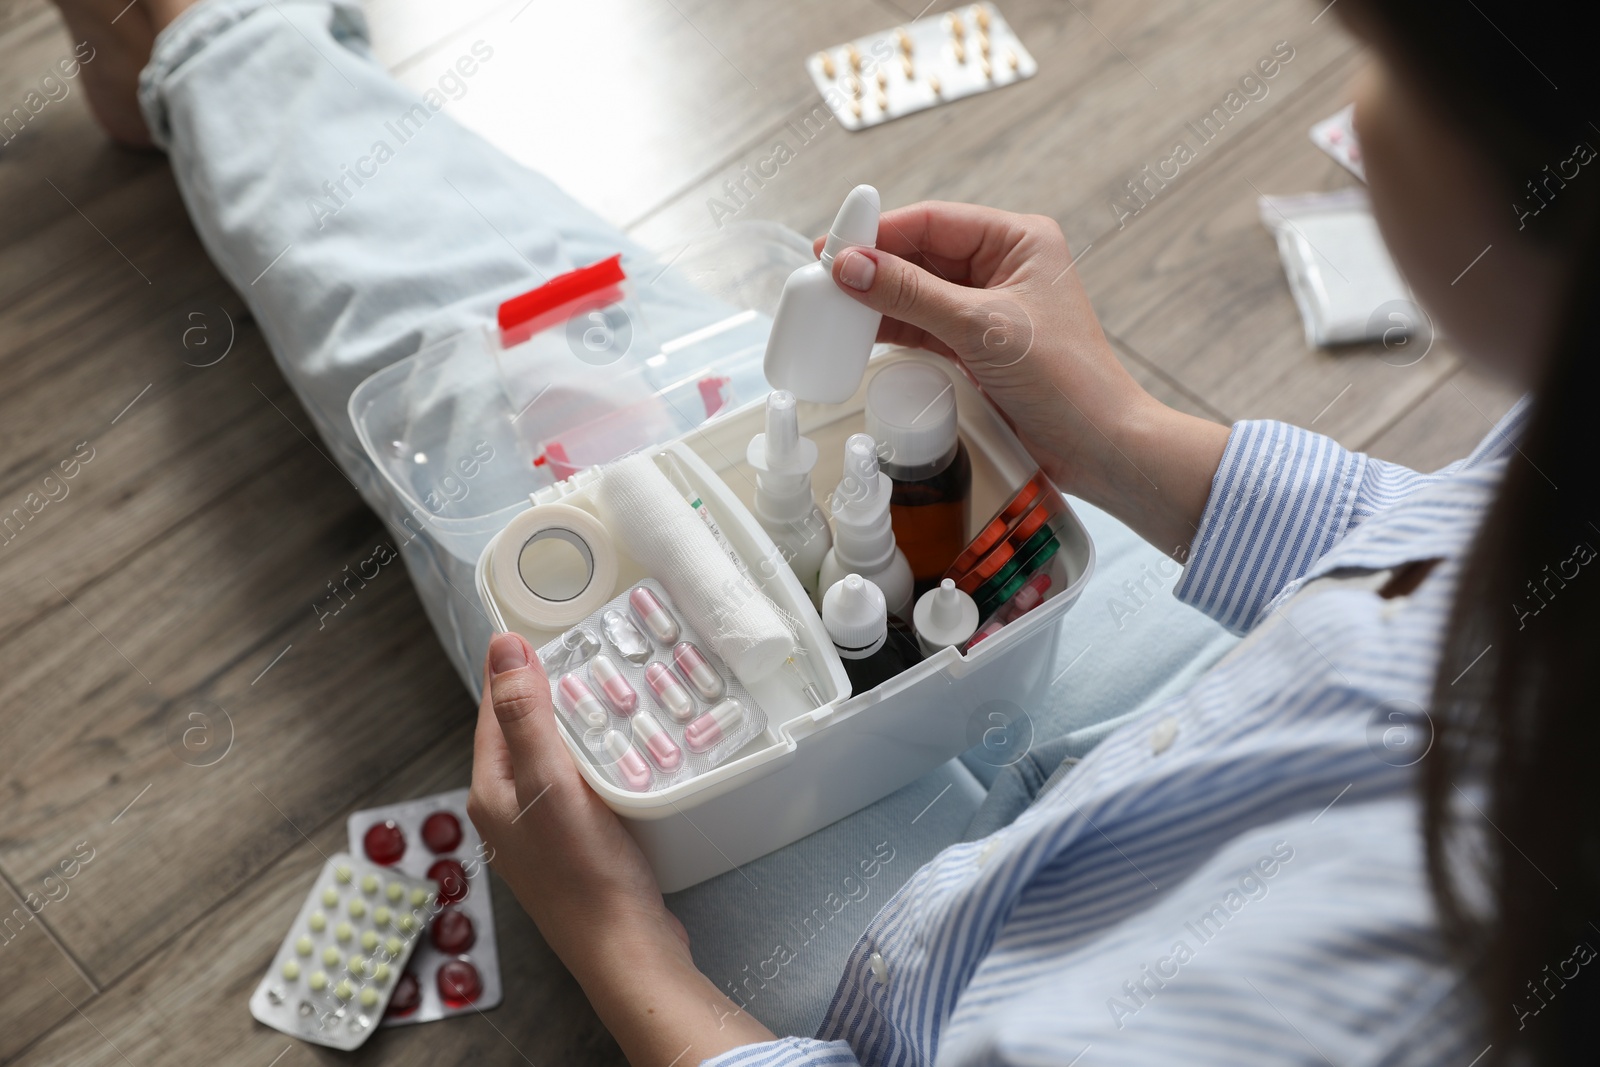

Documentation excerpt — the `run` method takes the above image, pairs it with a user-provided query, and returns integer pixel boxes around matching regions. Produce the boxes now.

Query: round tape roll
[489,504,618,629]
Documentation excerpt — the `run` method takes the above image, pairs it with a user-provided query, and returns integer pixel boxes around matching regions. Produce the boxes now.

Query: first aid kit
[352,204,1096,894]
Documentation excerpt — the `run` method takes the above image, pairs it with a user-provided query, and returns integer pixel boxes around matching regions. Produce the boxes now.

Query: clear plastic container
[349,223,813,685]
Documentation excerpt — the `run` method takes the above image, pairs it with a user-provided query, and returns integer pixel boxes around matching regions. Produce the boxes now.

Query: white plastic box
[351,224,1094,891]
[476,347,1094,891]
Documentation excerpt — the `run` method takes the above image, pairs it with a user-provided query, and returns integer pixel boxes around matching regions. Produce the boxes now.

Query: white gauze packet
[1259,188,1427,348]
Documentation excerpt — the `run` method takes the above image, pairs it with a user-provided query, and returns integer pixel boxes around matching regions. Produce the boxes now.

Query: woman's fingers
[874,201,1016,265]
[483,632,576,807]
[831,246,984,354]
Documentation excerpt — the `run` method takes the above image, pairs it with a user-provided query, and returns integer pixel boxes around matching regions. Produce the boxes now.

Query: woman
[468,4,1598,1065]
[53,0,1592,1059]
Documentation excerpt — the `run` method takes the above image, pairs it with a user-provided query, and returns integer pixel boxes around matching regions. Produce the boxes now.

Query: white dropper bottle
[912,578,980,655]
[747,390,833,599]
[762,185,884,404]
[818,433,914,621]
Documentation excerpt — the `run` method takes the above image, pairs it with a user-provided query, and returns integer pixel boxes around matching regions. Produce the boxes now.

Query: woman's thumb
[831,247,975,347]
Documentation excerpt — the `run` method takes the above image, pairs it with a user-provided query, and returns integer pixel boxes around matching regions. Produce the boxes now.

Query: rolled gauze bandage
[594,453,794,683]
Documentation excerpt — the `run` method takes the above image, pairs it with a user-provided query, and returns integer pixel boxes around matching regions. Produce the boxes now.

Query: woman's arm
[820,202,1230,558]
[468,633,779,1065]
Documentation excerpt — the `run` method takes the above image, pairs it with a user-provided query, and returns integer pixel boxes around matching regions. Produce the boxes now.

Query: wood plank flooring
[0,0,1518,1063]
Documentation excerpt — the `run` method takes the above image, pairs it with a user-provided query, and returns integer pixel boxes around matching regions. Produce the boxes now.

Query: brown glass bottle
[884,441,972,599]
[865,360,974,599]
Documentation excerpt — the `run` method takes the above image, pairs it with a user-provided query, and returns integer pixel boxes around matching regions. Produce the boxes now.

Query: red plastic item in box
[497,254,626,344]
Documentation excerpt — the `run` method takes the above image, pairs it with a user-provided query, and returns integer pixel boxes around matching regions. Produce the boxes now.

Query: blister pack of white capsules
[248,853,436,1050]
[537,579,768,793]
[346,787,502,1025]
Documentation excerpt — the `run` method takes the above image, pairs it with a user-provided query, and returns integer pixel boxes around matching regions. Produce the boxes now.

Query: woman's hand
[824,201,1229,556]
[468,631,680,956]
[469,632,776,1064]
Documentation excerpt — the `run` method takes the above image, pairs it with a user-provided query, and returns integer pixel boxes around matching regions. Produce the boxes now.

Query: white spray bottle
[763,185,884,404]
[818,433,914,621]
[747,390,833,600]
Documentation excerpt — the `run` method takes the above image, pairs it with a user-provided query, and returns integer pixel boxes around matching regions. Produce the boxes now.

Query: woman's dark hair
[1355,0,1600,1059]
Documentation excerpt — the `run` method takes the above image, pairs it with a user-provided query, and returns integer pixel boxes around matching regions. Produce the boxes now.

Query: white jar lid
[865,361,958,472]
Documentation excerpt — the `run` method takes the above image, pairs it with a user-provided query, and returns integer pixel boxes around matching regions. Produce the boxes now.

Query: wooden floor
[0,0,1518,1063]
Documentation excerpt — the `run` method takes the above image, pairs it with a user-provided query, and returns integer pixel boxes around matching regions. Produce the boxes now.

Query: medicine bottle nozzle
[838,434,882,509]
[820,185,881,266]
[747,390,816,475]
[913,578,980,654]
[767,391,800,463]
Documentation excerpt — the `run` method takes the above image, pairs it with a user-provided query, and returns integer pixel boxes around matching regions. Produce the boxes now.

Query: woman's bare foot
[50,0,161,148]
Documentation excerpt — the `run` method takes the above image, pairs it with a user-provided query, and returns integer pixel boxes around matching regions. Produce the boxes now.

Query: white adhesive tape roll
[489,504,618,630]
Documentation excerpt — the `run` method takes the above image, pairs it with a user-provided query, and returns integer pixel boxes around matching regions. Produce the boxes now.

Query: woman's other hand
[823,202,1229,556]
[468,632,775,1063]
[468,632,681,958]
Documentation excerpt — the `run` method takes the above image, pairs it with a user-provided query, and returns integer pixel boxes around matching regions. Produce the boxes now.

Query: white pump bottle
[818,433,914,621]
[747,390,833,599]
[762,185,884,404]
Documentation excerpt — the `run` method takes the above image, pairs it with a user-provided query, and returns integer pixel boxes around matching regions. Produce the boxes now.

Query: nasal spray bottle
[762,185,883,404]
[819,433,915,621]
[747,390,832,598]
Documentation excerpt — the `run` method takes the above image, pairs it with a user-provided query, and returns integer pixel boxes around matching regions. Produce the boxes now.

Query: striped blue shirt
[708,403,1527,1067]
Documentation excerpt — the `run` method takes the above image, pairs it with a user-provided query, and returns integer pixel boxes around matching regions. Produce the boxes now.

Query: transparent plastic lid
[349,222,812,561]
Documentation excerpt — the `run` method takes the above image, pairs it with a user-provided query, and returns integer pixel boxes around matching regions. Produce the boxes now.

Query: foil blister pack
[248,853,437,1050]
[806,3,1038,132]
[346,787,502,1025]
[537,579,768,792]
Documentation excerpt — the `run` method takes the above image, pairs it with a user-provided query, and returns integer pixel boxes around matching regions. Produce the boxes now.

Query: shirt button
[1381,599,1404,620]
[977,840,1000,866]
[868,951,888,986]
[1150,717,1179,755]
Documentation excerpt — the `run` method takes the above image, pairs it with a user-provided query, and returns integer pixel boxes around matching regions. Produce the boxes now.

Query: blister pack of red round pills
[346,787,501,1024]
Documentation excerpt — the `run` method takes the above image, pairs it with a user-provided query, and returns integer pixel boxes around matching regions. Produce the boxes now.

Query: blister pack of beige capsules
[807,3,1037,132]
[248,853,437,1049]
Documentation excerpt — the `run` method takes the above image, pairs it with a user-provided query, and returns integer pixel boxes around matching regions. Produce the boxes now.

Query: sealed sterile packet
[537,579,768,792]
[346,788,502,1024]
[1259,188,1418,347]
[249,853,437,1050]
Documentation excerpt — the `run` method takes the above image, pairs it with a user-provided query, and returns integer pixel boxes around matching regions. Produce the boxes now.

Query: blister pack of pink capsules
[346,787,502,1025]
[536,579,767,793]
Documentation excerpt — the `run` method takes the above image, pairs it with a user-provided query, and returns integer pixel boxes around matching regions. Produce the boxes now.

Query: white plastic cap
[747,391,818,475]
[748,391,822,524]
[833,435,883,514]
[913,578,979,652]
[830,434,893,553]
[819,185,881,266]
[822,573,888,657]
[866,361,958,473]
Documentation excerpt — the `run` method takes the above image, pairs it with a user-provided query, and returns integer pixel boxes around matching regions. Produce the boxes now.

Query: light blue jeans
[140,0,1237,1038]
